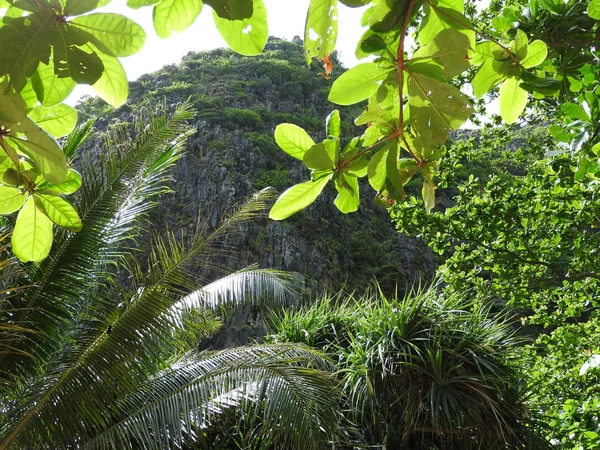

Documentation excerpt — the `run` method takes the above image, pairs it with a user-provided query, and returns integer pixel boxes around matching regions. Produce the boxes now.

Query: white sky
[68,1,367,103]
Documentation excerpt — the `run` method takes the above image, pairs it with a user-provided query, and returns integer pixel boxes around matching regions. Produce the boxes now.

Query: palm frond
[0,104,195,449]
[82,345,338,450]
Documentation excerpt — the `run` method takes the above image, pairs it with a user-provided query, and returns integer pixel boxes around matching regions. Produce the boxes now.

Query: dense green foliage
[270,288,550,449]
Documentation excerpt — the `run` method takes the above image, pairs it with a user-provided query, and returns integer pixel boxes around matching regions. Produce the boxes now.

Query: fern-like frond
[82,345,338,450]
[0,104,195,449]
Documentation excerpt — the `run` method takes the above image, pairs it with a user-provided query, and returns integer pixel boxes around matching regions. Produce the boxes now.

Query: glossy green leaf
[304,143,335,170]
[38,169,82,194]
[329,63,394,105]
[12,195,53,262]
[304,0,338,64]
[28,104,78,138]
[326,110,341,138]
[31,59,77,107]
[212,0,267,56]
[204,0,253,19]
[70,13,146,57]
[521,40,547,68]
[561,102,591,122]
[0,186,27,214]
[86,43,129,107]
[152,0,202,38]
[512,29,528,60]
[588,0,600,19]
[274,124,315,161]
[334,174,359,213]
[35,193,82,231]
[269,174,333,220]
[499,77,528,124]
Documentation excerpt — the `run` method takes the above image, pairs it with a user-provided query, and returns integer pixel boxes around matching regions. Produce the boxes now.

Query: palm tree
[270,287,551,449]
[0,104,339,450]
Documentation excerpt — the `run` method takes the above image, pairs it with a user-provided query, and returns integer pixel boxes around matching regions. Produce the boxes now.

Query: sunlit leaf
[329,63,394,105]
[31,59,77,107]
[334,174,359,213]
[28,104,78,138]
[35,193,82,231]
[274,124,315,161]
[269,174,333,220]
[12,195,53,262]
[304,0,338,64]
[521,40,547,68]
[152,0,203,38]
[0,186,27,214]
[212,0,267,56]
[499,77,528,124]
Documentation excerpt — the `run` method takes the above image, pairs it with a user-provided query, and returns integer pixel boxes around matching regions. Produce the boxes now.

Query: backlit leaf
[205,0,253,19]
[499,77,528,124]
[304,0,338,64]
[212,0,267,56]
[85,43,129,107]
[35,193,82,231]
[588,0,600,19]
[521,40,547,68]
[334,174,359,213]
[28,104,78,138]
[326,110,341,138]
[269,174,333,220]
[329,63,394,105]
[0,186,27,214]
[152,0,202,38]
[274,124,315,161]
[303,142,335,170]
[12,195,53,262]
[31,59,77,107]
[38,169,82,194]
[71,13,146,57]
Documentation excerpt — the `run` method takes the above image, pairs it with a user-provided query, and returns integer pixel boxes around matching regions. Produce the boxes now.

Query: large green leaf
[85,43,129,107]
[152,0,203,38]
[326,110,341,138]
[274,123,315,161]
[64,0,104,16]
[0,91,28,123]
[303,143,335,170]
[35,193,82,231]
[70,13,146,57]
[269,174,333,220]
[11,195,53,262]
[419,4,475,49]
[334,174,359,213]
[589,0,600,19]
[212,0,267,56]
[0,11,55,92]
[28,104,78,138]
[8,117,68,184]
[412,28,471,78]
[521,40,547,68]
[408,72,472,147]
[304,0,338,64]
[471,58,508,98]
[50,27,105,85]
[367,146,388,191]
[329,63,394,105]
[499,77,528,124]
[31,59,77,107]
[37,169,82,194]
[0,186,27,214]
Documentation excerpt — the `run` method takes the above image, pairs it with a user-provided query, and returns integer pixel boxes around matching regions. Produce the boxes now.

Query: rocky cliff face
[77,38,438,345]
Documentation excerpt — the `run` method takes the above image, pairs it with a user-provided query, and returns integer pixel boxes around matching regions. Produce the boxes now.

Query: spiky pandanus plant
[0,104,339,450]
[270,287,552,450]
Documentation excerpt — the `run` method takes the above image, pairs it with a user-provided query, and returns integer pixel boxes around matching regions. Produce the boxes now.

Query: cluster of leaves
[269,287,550,449]
[0,0,272,261]
[267,0,573,220]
